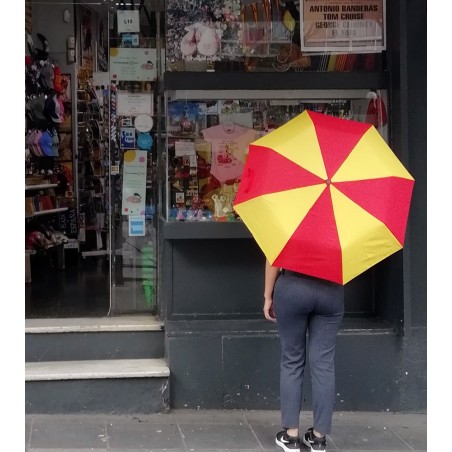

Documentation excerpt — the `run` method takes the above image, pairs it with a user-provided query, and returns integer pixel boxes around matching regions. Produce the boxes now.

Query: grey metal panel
[171,239,265,318]
[167,321,402,411]
[334,333,402,412]
[167,335,223,408]
[163,221,253,239]
[168,238,376,319]
[222,335,280,409]
[25,378,169,414]
[164,72,390,91]
[165,319,402,411]
[25,331,165,362]
[405,0,427,329]
[399,327,427,411]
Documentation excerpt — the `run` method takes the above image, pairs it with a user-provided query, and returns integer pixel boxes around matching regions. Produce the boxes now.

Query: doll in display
[211,193,223,219]
[179,19,223,59]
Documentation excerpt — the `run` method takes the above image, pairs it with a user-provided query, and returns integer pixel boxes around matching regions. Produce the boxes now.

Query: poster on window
[121,150,147,215]
[166,0,242,64]
[110,48,158,81]
[300,0,386,53]
[117,90,154,116]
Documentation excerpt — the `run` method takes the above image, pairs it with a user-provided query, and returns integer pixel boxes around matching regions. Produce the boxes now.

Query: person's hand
[263,296,276,323]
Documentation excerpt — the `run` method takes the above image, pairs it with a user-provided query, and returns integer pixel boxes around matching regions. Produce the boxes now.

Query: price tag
[117,10,140,34]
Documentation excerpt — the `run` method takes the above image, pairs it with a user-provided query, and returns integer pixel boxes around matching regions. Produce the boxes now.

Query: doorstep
[25,315,163,333]
[25,358,170,381]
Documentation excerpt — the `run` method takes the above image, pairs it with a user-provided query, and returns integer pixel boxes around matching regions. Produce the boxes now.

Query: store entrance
[25,0,159,319]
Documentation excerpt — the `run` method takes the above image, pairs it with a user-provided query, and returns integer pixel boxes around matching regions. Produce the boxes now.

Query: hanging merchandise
[39,63,54,91]
[53,65,62,93]
[33,130,44,157]
[26,94,48,129]
[44,94,62,124]
[51,129,60,157]
[201,123,257,183]
[366,92,388,128]
[39,129,54,157]
[26,32,50,61]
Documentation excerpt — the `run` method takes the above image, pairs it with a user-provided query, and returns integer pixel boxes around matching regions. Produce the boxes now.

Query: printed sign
[117,10,140,34]
[58,207,78,238]
[117,90,154,116]
[120,127,136,149]
[129,215,146,236]
[110,48,158,81]
[121,150,147,215]
[300,0,386,53]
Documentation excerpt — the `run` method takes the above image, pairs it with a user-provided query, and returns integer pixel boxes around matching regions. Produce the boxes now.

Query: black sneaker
[302,427,326,451]
[275,428,301,451]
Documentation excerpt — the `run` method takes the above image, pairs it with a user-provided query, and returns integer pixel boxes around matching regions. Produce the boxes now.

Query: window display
[165,0,384,73]
[164,91,388,222]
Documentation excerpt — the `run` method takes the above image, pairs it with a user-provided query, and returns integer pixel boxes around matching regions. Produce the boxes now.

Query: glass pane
[25,0,161,318]
[164,90,388,222]
[108,1,161,315]
[165,0,385,73]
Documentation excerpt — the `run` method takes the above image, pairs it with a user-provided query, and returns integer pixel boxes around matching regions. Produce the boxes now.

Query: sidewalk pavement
[25,409,427,451]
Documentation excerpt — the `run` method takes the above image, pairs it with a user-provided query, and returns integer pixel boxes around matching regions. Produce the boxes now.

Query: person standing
[263,260,345,452]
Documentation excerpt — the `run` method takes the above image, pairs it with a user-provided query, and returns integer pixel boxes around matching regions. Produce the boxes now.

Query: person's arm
[263,259,279,323]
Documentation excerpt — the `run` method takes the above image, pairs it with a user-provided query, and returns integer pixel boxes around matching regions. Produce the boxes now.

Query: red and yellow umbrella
[233,110,415,285]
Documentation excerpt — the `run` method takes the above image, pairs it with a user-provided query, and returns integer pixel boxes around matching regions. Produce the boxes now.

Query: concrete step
[25,358,169,380]
[25,358,170,414]
[25,315,163,333]
[26,315,165,362]
[25,316,169,414]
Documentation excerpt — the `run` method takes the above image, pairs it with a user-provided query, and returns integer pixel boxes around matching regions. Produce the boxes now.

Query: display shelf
[161,218,252,240]
[25,183,58,191]
[26,207,68,218]
[163,71,390,92]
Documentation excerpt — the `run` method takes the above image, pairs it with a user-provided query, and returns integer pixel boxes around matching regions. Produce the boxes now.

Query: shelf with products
[76,82,110,256]
[161,87,389,237]
[25,181,70,217]
[25,182,72,283]
[25,54,78,273]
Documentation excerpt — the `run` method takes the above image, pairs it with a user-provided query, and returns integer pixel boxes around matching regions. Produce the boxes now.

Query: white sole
[302,436,326,451]
[275,437,300,452]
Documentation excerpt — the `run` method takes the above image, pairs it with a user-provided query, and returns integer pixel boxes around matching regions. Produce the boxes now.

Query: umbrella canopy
[233,110,415,285]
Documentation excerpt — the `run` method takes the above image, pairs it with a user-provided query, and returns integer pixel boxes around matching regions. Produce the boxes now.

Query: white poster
[110,48,158,82]
[121,150,147,215]
[117,90,154,116]
[301,0,386,53]
[117,10,140,34]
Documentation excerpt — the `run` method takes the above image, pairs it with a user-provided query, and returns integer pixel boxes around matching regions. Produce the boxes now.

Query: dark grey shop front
[25,0,426,415]
[158,0,426,412]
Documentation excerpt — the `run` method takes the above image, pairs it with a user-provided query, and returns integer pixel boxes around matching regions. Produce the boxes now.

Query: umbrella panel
[233,111,415,285]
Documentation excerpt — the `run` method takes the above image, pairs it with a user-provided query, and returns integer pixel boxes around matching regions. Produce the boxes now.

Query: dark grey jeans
[273,270,345,435]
